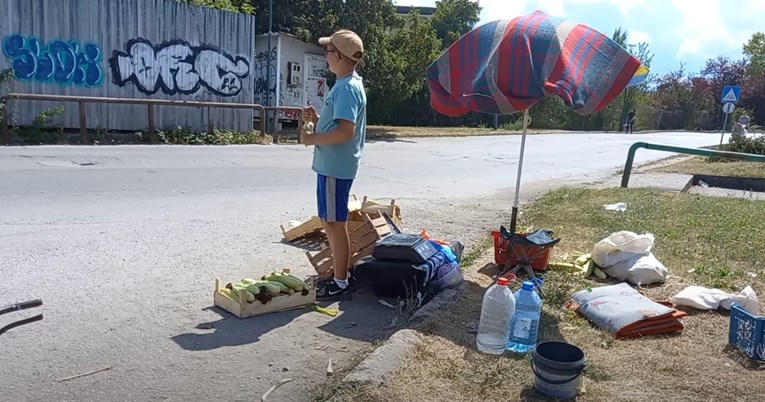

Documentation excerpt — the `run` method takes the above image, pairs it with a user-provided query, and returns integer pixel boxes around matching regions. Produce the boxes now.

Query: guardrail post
[78,101,88,144]
[207,106,214,135]
[620,142,645,188]
[621,141,765,188]
[147,104,156,137]
[1,99,8,145]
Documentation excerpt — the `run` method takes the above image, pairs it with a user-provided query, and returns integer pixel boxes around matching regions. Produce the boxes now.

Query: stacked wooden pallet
[280,194,400,279]
[305,210,393,279]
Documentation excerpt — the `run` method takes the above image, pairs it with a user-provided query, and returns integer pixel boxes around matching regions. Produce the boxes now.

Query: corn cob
[219,288,237,302]
[549,262,581,273]
[263,273,307,293]
[243,281,281,296]
[593,266,608,280]
[583,259,596,278]
[575,253,591,267]
[226,283,255,303]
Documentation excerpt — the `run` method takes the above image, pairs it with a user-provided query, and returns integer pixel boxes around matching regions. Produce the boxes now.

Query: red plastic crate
[491,230,553,271]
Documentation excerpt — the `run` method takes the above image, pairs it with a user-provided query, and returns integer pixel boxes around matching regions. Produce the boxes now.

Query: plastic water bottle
[506,281,543,353]
[476,276,516,355]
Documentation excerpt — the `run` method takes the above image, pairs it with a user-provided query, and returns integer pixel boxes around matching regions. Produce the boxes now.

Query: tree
[365,11,443,123]
[743,32,765,76]
[175,0,256,14]
[430,0,482,48]
[700,56,747,125]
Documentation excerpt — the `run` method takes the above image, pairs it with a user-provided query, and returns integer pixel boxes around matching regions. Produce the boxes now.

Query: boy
[301,29,367,301]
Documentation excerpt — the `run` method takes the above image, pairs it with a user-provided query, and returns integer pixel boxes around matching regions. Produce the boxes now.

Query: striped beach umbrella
[426,10,649,232]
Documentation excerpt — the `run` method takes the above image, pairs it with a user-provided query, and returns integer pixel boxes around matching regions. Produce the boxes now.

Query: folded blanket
[566,283,687,338]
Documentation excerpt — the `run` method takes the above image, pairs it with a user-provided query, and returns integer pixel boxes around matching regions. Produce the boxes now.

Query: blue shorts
[316,174,354,222]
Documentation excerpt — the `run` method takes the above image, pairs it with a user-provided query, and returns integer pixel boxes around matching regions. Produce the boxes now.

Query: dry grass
[366,125,572,139]
[653,156,765,179]
[274,125,576,144]
[315,188,765,402]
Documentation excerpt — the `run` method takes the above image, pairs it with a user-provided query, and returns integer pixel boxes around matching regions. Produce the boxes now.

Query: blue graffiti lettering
[2,34,103,87]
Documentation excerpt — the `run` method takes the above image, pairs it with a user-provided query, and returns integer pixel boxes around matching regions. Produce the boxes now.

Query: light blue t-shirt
[312,72,367,180]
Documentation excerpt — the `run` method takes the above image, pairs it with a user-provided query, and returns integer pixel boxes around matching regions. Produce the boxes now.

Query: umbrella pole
[509,109,530,234]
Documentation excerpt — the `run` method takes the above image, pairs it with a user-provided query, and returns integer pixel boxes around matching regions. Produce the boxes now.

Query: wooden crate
[360,197,402,227]
[280,216,324,242]
[280,195,366,242]
[305,211,392,279]
[213,271,317,318]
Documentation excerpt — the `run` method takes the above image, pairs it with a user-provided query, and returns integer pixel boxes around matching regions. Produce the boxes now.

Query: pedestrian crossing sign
[721,86,741,104]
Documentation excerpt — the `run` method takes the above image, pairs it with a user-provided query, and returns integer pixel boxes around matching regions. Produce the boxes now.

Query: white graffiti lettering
[109,38,250,97]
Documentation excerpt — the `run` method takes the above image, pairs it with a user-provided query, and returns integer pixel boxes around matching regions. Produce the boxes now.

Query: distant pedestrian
[738,113,750,129]
[626,109,636,133]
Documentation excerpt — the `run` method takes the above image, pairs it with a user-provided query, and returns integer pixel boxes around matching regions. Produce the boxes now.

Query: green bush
[155,126,259,145]
[707,135,765,162]
[723,135,765,155]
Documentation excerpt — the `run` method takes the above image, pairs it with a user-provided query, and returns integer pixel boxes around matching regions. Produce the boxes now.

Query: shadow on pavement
[171,288,397,351]
[366,135,418,144]
[277,232,327,252]
[170,306,309,351]
[317,290,397,343]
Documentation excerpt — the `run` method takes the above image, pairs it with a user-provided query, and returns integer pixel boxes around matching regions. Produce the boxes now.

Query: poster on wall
[304,53,327,109]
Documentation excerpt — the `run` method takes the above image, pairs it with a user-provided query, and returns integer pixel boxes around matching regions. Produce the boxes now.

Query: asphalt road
[0,131,722,401]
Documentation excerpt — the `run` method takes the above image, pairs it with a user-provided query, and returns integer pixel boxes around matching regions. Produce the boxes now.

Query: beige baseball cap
[319,29,364,66]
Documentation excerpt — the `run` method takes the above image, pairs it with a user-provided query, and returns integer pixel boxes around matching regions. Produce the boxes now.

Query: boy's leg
[316,174,354,300]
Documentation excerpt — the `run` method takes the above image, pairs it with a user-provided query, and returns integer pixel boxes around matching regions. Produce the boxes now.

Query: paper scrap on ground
[604,202,628,212]
[671,285,759,315]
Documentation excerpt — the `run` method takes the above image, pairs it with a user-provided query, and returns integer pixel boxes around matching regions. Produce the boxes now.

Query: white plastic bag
[591,231,668,286]
[670,285,760,315]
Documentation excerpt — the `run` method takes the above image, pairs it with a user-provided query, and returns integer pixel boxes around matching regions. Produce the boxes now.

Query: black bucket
[532,341,587,400]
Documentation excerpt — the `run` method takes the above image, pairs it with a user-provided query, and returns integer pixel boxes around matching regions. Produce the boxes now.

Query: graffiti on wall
[280,84,302,107]
[109,38,250,97]
[253,46,277,105]
[304,54,327,108]
[2,34,103,87]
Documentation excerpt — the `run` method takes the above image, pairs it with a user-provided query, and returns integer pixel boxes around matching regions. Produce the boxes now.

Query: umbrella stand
[509,109,530,234]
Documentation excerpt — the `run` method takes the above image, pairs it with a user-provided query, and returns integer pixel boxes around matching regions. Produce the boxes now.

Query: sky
[394,0,763,77]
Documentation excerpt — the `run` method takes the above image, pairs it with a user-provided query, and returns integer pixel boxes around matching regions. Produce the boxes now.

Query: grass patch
[273,125,575,144]
[317,188,765,402]
[460,234,493,268]
[655,156,765,179]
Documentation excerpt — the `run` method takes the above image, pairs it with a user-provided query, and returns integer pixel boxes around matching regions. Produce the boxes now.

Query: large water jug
[506,280,543,353]
[476,276,516,355]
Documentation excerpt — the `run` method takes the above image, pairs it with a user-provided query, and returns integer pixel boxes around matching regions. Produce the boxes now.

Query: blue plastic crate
[728,304,765,361]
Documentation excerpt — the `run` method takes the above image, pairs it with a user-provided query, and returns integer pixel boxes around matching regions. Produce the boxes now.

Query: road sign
[722,102,735,114]
[721,85,741,103]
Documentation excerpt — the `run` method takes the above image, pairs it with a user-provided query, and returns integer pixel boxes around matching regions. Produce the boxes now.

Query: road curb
[342,328,423,385]
[341,283,464,385]
[407,285,462,329]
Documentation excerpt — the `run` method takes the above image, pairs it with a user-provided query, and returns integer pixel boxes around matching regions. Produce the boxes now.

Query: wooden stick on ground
[261,378,293,401]
[57,366,113,382]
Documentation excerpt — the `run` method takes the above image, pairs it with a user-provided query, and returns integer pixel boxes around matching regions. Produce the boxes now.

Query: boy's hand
[303,106,319,124]
[300,129,315,146]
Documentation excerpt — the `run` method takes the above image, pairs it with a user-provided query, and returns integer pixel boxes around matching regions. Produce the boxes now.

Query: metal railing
[0,93,275,145]
[621,141,765,188]
[263,106,307,143]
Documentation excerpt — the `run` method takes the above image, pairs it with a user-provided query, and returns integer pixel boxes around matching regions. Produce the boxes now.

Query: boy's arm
[304,85,360,146]
[308,120,356,145]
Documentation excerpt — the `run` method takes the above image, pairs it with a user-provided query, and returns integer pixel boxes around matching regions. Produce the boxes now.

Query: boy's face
[324,44,342,74]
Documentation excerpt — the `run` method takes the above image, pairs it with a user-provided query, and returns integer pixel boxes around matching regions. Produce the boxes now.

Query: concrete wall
[253,33,326,124]
[0,0,255,132]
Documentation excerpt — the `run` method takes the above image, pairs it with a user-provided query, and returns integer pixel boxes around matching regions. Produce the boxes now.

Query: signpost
[719,86,741,146]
